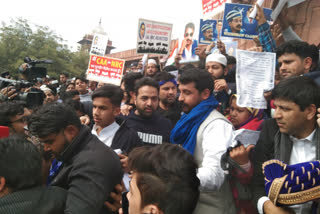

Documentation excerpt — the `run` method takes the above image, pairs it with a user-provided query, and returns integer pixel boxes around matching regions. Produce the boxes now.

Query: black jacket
[0,186,67,214]
[50,125,123,214]
[111,118,143,154]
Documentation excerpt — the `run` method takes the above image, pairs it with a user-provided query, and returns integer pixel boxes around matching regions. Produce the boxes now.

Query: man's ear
[200,88,211,101]
[305,104,317,121]
[142,204,163,214]
[133,93,137,105]
[303,57,313,73]
[64,125,79,141]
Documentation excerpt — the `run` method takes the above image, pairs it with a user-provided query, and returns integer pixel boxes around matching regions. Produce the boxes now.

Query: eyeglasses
[185,32,193,37]
[11,116,27,124]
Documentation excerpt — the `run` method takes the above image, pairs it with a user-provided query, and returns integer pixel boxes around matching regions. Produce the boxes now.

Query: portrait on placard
[199,19,218,45]
[222,3,272,40]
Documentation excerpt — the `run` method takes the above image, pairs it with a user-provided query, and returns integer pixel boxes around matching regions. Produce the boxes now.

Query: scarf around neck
[170,95,219,154]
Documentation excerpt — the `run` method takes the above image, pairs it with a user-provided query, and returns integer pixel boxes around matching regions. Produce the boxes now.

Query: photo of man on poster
[179,22,198,62]
[139,22,146,40]
[225,6,246,33]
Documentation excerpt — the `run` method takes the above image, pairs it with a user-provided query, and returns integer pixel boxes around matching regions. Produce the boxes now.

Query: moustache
[236,25,242,28]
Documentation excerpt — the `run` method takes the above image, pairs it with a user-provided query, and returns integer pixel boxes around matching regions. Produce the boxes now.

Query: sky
[0,0,203,53]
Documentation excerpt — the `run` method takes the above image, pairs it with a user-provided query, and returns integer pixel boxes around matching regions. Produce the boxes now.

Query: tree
[0,18,89,80]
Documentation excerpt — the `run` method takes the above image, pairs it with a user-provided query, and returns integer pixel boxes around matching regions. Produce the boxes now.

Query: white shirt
[91,122,120,147]
[197,119,234,191]
[257,129,316,214]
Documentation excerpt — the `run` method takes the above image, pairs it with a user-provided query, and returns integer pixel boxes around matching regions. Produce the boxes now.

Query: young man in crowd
[170,67,235,213]
[205,53,233,113]
[276,40,320,85]
[41,84,59,104]
[0,136,67,214]
[252,76,320,214]
[0,101,31,135]
[28,103,123,214]
[91,84,142,154]
[75,77,92,102]
[154,72,181,125]
[59,72,69,93]
[145,59,159,77]
[124,144,200,214]
[125,77,172,145]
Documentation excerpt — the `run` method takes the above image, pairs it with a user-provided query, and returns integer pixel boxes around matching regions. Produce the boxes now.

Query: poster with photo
[199,19,218,45]
[210,40,238,56]
[136,19,173,55]
[89,33,109,56]
[221,3,272,40]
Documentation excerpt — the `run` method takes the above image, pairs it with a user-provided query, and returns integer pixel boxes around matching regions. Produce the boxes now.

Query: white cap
[40,85,52,93]
[148,59,157,65]
[206,53,227,66]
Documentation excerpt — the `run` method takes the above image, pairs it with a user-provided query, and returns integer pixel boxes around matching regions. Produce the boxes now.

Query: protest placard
[202,0,228,20]
[221,3,272,40]
[86,55,125,86]
[136,19,172,55]
[199,19,218,44]
[90,33,109,56]
[210,40,238,56]
[236,49,276,109]
[165,21,200,66]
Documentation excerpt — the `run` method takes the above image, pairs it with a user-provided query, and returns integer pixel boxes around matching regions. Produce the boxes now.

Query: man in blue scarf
[170,67,236,214]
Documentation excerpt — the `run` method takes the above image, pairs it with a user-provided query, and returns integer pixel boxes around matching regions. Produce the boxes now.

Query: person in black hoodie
[28,103,123,214]
[126,77,173,145]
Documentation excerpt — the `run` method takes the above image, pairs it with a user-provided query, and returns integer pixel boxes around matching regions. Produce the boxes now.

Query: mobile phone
[122,191,129,214]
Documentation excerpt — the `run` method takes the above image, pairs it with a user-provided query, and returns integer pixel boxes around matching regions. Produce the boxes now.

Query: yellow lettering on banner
[97,58,107,65]
[111,61,123,68]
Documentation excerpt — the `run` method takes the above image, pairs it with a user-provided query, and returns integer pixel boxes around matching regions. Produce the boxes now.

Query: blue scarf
[170,95,219,155]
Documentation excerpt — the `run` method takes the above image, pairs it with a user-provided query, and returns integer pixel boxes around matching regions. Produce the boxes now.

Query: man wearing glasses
[0,101,30,135]
[178,22,199,62]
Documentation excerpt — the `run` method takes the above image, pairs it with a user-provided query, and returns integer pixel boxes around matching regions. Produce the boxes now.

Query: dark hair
[128,144,200,214]
[179,67,214,95]
[136,173,166,210]
[227,55,236,65]
[154,72,175,82]
[61,90,80,102]
[134,77,159,95]
[184,22,195,32]
[46,84,57,96]
[272,76,320,111]
[122,72,143,103]
[276,40,314,60]
[0,101,26,127]
[64,99,84,114]
[162,65,178,73]
[75,77,88,84]
[28,103,81,138]
[178,63,196,75]
[66,82,75,89]
[60,73,69,78]
[0,136,42,192]
[92,84,124,107]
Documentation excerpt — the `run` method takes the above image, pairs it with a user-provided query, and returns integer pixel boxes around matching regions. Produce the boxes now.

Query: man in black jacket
[28,103,123,214]
[252,77,320,214]
[0,136,66,214]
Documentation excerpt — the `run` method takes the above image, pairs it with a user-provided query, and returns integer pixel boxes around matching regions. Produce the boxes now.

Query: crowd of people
[0,2,320,214]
